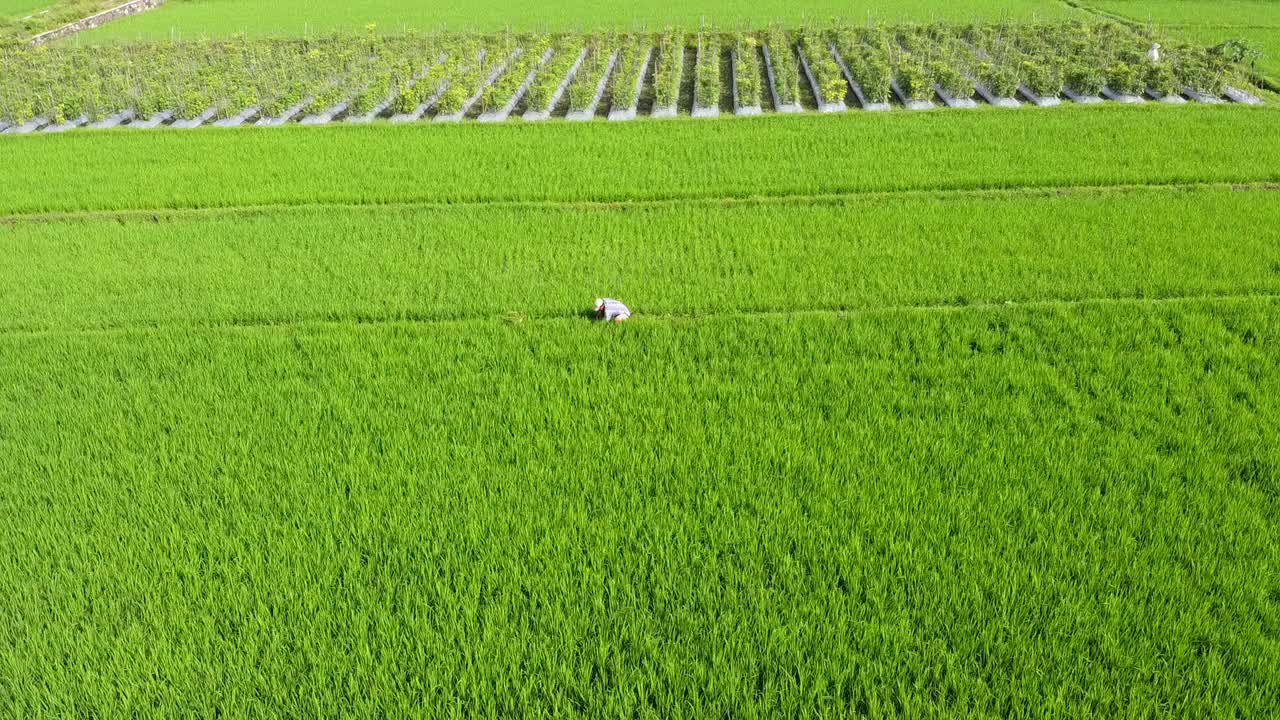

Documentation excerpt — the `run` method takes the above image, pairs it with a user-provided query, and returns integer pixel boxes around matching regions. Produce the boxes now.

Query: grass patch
[1,105,1279,216]
[0,0,50,17]
[1090,0,1280,82]
[77,0,1084,40]
[1,0,126,38]
[1092,0,1280,28]
[2,300,1278,716]
[6,8,1280,711]
[3,185,1280,332]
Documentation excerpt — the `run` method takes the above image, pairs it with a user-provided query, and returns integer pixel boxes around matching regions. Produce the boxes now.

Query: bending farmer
[595,298,631,323]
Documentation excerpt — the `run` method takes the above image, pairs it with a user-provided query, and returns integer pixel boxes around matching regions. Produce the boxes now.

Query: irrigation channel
[0,42,1265,134]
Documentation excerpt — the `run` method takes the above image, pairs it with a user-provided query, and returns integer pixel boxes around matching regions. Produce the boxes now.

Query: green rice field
[4,300,1278,717]
[3,0,1280,717]
[0,0,119,37]
[4,106,1278,214]
[0,0,48,15]
[5,184,1280,332]
[81,0,1081,39]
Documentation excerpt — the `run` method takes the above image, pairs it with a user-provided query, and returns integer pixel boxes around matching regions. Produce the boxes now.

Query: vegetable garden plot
[351,46,449,123]
[830,33,892,111]
[41,115,86,133]
[762,24,803,113]
[390,46,479,122]
[650,29,684,118]
[3,116,47,134]
[607,37,653,121]
[692,32,721,118]
[898,25,980,108]
[886,27,938,110]
[0,21,1266,133]
[212,107,259,128]
[315,36,441,125]
[731,33,763,116]
[797,30,848,112]
[436,43,520,122]
[562,35,619,121]
[129,110,173,129]
[477,45,553,122]
[522,41,586,121]
[172,108,218,130]
[958,24,1061,107]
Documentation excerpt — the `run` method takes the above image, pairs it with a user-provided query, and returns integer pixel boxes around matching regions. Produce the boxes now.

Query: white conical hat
[595,298,605,308]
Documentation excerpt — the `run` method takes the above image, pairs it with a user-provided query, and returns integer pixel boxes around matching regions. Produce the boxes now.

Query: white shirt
[598,298,631,321]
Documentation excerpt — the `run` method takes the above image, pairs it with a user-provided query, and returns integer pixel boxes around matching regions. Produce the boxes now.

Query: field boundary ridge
[2,181,1278,226]
[4,292,1278,340]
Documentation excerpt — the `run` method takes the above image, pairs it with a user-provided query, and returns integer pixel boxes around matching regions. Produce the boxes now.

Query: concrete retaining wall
[31,0,165,45]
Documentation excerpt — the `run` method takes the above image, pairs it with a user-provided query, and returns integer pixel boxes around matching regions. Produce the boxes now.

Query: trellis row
[731,48,763,116]
[353,53,450,124]
[0,40,1266,133]
[650,43,683,118]
[974,82,1019,108]
[257,99,312,126]
[391,49,485,123]
[1062,87,1103,104]
[301,100,352,125]
[524,48,588,121]
[608,48,654,122]
[936,84,979,109]
[891,80,935,110]
[1146,88,1186,104]
[480,47,555,123]
[691,42,719,118]
[761,44,802,114]
[797,44,846,113]
[1101,86,1145,103]
[172,107,218,129]
[830,44,890,112]
[437,49,521,122]
[566,49,619,122]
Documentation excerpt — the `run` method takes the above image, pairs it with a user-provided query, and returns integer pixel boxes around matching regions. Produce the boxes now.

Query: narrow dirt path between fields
[3,181,1278,227]
[3,292,1277,340]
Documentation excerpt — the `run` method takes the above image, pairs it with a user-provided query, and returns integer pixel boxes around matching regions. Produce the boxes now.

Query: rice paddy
[2,0,1279,716]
